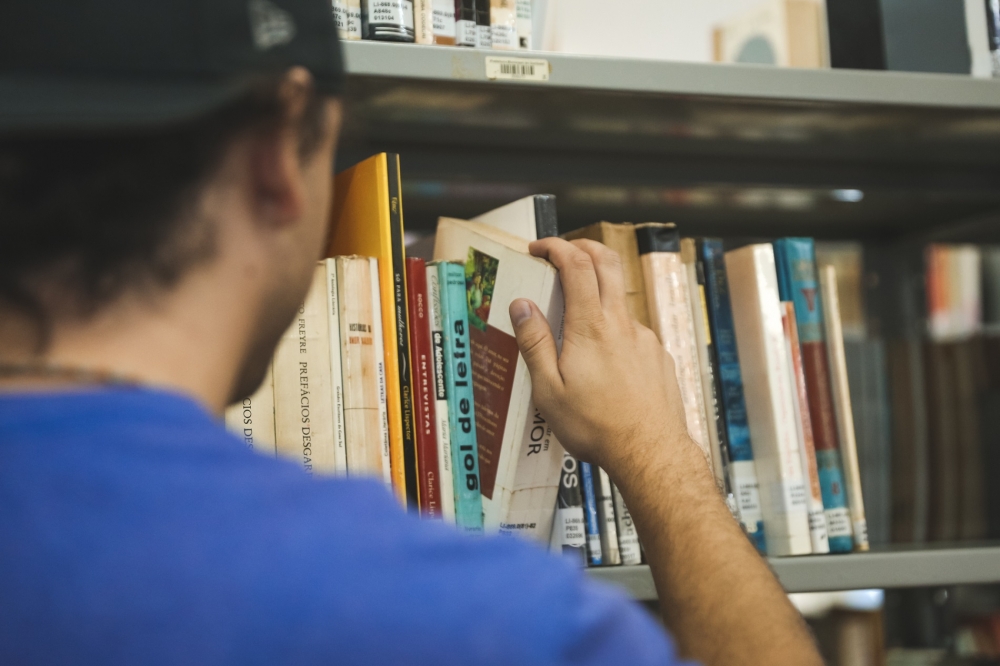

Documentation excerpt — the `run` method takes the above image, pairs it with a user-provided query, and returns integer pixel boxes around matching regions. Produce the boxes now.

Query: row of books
[335,0,534,50]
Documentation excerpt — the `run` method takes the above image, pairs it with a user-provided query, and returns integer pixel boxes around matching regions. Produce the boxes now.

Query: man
[0,1,823,664]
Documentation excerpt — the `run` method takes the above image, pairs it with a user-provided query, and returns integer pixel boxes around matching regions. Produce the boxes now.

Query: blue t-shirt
[0,388,687,665]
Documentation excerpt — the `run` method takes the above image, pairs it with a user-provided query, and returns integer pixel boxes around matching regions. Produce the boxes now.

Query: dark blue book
[578,461,603,566]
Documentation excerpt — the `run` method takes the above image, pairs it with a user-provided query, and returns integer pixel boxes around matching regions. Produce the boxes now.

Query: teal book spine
[437,261,484,533]
[773,238,854,553]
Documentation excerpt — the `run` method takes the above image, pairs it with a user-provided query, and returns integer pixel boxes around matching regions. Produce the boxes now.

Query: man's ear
[247,68,315,230]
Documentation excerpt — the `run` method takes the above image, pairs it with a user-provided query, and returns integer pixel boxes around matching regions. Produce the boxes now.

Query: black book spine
[454,0,476,46]
[825,0,885,70]
[474,0,491,48]
[361,0,416,42]
[634,223,680,256]
[552,452,587,562]
[387,154,420,508]
[532,194,559,240]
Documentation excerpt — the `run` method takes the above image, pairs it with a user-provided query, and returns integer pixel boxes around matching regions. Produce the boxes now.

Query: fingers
[509,298,563,398]
[568,239,629,318]
[528,238,603,327]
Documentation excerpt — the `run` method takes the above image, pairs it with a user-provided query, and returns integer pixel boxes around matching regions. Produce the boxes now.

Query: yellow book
[328,154,416,507]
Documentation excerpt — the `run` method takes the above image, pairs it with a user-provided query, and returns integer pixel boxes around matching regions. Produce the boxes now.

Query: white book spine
[820,265,870,551]
[515,0,532,49]
[725,245,812,556]
[596,467,621,565]
[611,485,642,565]
[324,259,349,475]
[225,363,277,456]
[413,0,434,43]
[426,265,457,523]
[370,257,393,486]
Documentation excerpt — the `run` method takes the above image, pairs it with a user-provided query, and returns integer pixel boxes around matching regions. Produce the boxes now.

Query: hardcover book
[225,364,277,456]
[434,261,485,533]
[549,451,586,561]
[725,244,813,556]
[329,153,417,506]
[434,217,565,543]
[426,264,457,522]
[454,0,476,45]
[773,238,854,553]
[361,0,416,41]
[699,239,767,554]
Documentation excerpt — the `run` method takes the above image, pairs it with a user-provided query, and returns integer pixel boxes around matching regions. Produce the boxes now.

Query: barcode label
[485,56,550,82]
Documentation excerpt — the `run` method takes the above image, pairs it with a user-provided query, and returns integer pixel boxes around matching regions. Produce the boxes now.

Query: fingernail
[510,299,533,327]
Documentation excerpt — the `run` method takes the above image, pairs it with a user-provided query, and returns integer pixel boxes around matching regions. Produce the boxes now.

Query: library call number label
[484,56,550,82]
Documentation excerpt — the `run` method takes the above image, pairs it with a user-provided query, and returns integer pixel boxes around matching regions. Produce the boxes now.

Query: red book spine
[800,342,840,452]
[405,257,442,518]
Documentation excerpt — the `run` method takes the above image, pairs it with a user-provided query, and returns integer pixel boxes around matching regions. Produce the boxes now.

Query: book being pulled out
[433,217,565,543]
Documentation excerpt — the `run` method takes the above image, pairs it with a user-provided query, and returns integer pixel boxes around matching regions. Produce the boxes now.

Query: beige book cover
[725,244,812,556]
[333,0,362,40]
[273,264,339,474]
[563,222,650,328]
[713,0,828,69]
[368,257,393,485]
[323,259,349,474]
[413,0,434,44]
[335,256,390,480]
[225,363,277,456]
[433,217,565,543]
[490,0,519,50]
[819,265,870,551]
[635,224,711,470]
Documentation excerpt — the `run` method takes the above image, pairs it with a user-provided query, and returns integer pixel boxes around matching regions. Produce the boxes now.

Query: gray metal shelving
[587,545,1000,600]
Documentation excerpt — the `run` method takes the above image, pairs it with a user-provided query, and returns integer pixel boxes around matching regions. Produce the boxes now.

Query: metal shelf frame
[587,546,1000,600]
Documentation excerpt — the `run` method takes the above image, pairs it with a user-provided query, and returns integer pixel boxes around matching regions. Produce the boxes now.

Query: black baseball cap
[0,0,344,133]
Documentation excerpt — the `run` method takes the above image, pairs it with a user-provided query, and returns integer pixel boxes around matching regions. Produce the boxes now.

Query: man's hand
[507,237,695,477]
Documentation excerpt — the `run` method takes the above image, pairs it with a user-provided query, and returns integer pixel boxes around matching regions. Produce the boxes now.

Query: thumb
[509,299,562,395]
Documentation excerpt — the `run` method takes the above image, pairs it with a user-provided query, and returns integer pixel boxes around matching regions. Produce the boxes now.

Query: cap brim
[0,74,254,134]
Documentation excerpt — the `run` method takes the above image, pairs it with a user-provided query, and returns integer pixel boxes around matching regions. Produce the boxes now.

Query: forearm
[611,434,823,666]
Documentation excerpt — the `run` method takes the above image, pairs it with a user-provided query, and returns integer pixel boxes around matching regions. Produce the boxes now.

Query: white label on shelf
[484,56,550,81]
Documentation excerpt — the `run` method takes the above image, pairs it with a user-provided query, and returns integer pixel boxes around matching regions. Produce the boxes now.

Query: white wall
[537,0,766,62]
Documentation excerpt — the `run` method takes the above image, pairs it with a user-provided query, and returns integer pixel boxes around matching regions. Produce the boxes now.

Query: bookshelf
[340,41,1000,240]
[589,545,1000,600]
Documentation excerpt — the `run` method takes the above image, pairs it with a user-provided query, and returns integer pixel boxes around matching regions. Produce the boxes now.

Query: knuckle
[569,251,594,273]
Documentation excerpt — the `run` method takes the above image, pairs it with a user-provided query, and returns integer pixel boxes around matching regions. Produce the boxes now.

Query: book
[407,257,442,517]
[337,256,392,480]
[474,194,558,241]
[595,467,621,566]
[475,0,492,47]
[454,0,476,46]
[489,0,518,49]
[549,451,586,561]
[773,238,854,553]
[323,259,349,475]
[954,338,987,541]
[699,239,767,554]
[713,0,829,68]
[368,257,394,486]
[925,341,959,542]
[361,0,416,41]
[516,0,532,49]
[636,223,713,473]
[563,222,651,329]
[579,461,603,566]
[333,0,363,40]
[434,218,565,542]
[682,238,726,494]
[426,264,457,522]
[329,153,418,506]
[225,364,277,456]
[820,264,870,551]
[724,244,812,557]
[434,260,485,533]
[413,0,434,43]
[611,485,642,565]
[782,302,831,554]
[273,264,339,475]
[432,0,456,44]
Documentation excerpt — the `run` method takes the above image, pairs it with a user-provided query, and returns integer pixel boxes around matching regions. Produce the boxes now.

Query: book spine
[475,0,492,47]
[273,264,338,475]
[386,156,420,507]
[515,0,532,49]
[578,461,603,566]
[427,265,457,522]
[820,265,870,551]
[334,0,363,39]
[490,0,518,49]
[773,238,854,553]
[361,0,416,41]
[700,239,766,553]
[432,0,456,43]
[369,258,394,484]
[725,244,813,556]
[454,0,476,45]
[782,302,831,554]
[413,0,434,43]
[323,259,349,475]
[611,485,642,565]
[438,262,484,533]
[225,363,277,456]
[406,257,442,518]
[549,451,586,561]
[595,467,621,565]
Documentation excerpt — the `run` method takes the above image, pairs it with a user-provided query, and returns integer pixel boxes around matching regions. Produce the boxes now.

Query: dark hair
[0,74,328,345]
